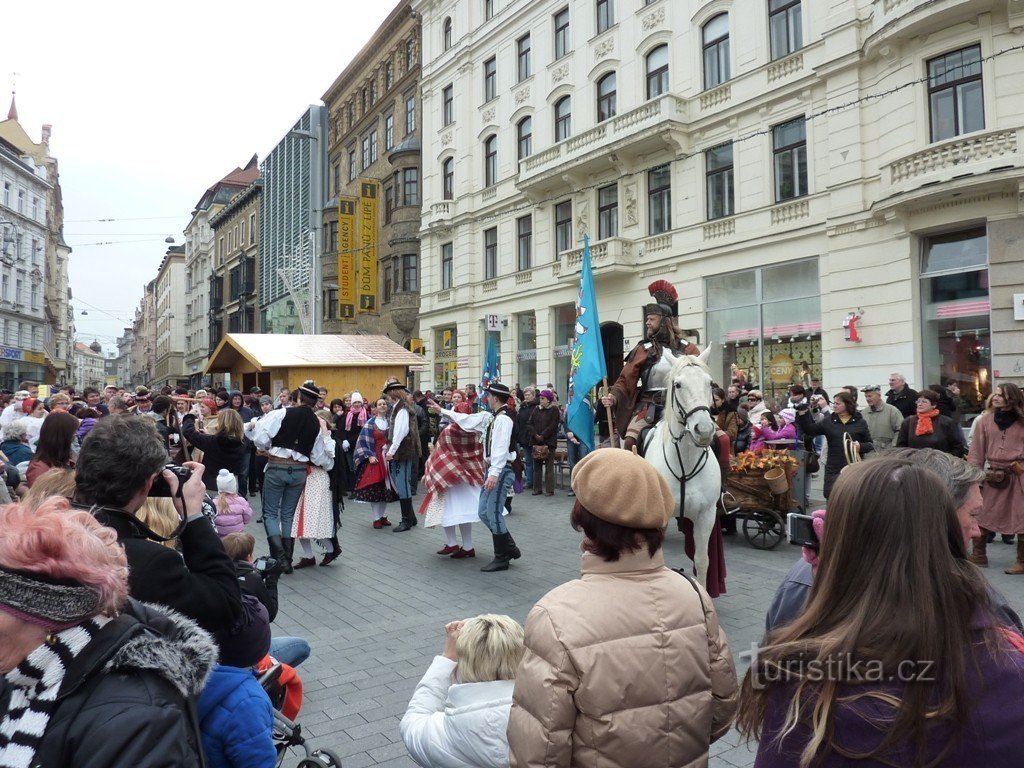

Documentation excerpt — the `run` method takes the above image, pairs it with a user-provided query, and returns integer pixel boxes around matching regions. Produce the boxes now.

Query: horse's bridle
[662,381,714,486]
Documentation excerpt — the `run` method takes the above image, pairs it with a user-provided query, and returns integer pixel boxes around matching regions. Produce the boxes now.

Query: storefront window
[705,258,821,402]
[921,227,989,423]
[434,326,458,390]
[553,304,576,394]
[516,312,537,387]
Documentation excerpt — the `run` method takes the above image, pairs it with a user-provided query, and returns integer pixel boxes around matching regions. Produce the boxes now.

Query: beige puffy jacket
[507,548,738,768]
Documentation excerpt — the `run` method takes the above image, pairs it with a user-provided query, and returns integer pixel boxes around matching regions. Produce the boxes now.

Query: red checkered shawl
[423,422,486,495]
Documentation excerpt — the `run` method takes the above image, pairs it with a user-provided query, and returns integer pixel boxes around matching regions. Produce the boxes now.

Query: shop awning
[205,333,427,374]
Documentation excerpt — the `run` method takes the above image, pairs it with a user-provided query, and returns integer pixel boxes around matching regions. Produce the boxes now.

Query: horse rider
[601,280,700,452]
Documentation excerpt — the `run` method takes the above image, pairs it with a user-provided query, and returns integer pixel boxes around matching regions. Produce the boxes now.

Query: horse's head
[664,346,716,448]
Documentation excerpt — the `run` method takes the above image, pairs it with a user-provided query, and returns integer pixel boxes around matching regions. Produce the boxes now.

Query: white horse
[643,347,722,590]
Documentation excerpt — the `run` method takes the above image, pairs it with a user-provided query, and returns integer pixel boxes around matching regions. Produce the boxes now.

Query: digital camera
[148,463,193,498]
[787,512,818,549]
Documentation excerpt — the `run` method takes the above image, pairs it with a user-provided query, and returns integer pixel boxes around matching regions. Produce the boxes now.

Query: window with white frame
[405,93,416,135]
[928,45,984,142]
[517,117,532,161]
[598,184,618,239]
[385,114,394,149]
[442,85,454,126]
[646,45,669,99]
[597,72,616,122]
[484,135,498,187]
[702,14,730,89]
[517,215,532,271]
[648,164,672,235]
[441,242,454,289]
[555,96,571,140]
[706,143,735,219]
[769,0,802,60]
[484,57,497,101]
[554,7,570,59]
[772,117,807,201]
[484,227,498,279]
[596,0,614,33]
[442,158,454,200]
[554,200,572,255]
[443,17,453,50]
[517,34,531,82]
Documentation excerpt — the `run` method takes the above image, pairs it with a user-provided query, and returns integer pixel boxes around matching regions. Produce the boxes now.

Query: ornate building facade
[210,179,261,348]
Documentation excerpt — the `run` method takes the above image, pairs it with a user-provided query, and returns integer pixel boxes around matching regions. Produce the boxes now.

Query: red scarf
[418,423,486,514]
[915,408,941,436]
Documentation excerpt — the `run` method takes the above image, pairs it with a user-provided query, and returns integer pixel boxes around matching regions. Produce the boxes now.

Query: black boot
[393,498,417,532]
[504,496,513,515]
[506,532,522,560]
[481,533,512,572]
[281,537,295,574]
[267,535,286,563]
[321,537,342,566]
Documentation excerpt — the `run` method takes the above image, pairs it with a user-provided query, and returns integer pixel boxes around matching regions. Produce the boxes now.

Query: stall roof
[206,333,426,373]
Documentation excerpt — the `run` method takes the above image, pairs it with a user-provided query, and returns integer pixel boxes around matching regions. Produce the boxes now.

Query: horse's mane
[660,353,713,444]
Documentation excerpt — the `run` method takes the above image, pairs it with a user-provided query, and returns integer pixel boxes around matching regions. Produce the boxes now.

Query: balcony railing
[553,237,636,280]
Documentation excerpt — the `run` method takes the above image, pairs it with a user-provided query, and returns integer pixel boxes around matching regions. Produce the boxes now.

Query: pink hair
[0,497,129,616]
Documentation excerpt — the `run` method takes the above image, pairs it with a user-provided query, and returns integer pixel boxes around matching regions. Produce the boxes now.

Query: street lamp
[287,125,324,334]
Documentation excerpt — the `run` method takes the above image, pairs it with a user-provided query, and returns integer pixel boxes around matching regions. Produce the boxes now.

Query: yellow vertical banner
[337,197,357,320]
[357,180,379,314]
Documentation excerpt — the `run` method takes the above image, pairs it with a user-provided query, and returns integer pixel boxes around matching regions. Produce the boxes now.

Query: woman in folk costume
[291,411,340,568]
[352,398,398,528]
[420,401,488,559]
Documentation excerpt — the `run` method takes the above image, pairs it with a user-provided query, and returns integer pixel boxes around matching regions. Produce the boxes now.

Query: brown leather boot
[969,531,989,567]
[1005,539,1024,575]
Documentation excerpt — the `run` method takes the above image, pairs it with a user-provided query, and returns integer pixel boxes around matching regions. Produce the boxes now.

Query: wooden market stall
[205,334,426,399]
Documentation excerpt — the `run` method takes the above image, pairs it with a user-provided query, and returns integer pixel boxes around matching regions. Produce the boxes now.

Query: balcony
[867,0,996,52]
[517,94,688,194]
[879,128,1024,203]
[388,290,420,335]
[552,237,636,281]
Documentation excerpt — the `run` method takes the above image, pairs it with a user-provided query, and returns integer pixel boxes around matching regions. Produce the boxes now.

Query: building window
[773,117,807,201]
[517,215,533,271]
[31,197,39,221]
[348,149,357,181]
[702,13,730,89]
[324,289,338,320]
[385,114,394,149]
[17,190,24,213]
[249,213,256,244]
[385,62,393,90]
[928,45,984,142]
[706,143,735,220]
[705,258,821,403]
[442,158,455,200]
[646,45,669,99]
[362,135,372,169]
[484,57,497,102]
[597,72,616,122]
[383,264,392,303]
[484,0,494,19]
[406,39,416,72]
[346,103,354,128]
[554,96,571,140]
[360,89,366,114]
[399,254,419,292]
[443,17,453,50]
[517,34,531,82]
[332,160,341,194]
[328,222,339,253]
[2,182,8,207]
[441,242,454,289]
[554,7,570,59]
[369,79,377,106]
[384,185,394,222]
[405,94,416,135]
[554,201,572,255]
[484,134,498,187]
[769,0,802,60]
[517,116,532,161]
[598,184,618,239]
[402,168,419,206]
[920,227,990,420]
[648,164,672,235]
[442,85,454,126]
[596,0,614,33]
[484,227,498,279]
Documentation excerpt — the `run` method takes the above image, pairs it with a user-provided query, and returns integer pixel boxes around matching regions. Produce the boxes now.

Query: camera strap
[75,503,187,543]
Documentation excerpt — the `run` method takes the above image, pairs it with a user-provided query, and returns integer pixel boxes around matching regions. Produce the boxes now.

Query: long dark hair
[997,382,1024,422]
[34,412,79,468]
[736,460,1001,767]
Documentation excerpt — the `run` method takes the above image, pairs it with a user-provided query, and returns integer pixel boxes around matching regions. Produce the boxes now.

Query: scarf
[0,617,111,768]
[994,409,1018,432]
[344,406,368,431]
[915,408,940,436]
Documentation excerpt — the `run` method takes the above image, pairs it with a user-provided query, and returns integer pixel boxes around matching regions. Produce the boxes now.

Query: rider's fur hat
[571,450,675,530]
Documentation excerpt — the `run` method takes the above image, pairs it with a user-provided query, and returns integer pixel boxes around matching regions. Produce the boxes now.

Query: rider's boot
[622,436,637,453]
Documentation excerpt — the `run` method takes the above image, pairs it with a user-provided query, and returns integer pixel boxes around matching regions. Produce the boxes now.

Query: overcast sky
[2,0,396,354]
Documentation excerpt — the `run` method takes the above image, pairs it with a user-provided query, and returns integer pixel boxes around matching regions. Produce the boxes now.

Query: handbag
[532,445,551,461]
[986,468,1011,489]
[806,451,820,474]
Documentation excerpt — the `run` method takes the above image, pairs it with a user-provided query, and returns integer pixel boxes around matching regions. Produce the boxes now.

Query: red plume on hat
[645,279,679,317]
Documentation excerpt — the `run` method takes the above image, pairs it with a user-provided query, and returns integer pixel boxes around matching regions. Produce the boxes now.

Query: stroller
[259,660,342,768]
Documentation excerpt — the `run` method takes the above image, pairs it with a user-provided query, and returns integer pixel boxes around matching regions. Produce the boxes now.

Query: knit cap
[217,469,238,494]
[351,391,364,405]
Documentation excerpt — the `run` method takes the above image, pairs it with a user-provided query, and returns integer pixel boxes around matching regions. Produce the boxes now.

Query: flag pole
[602,377,617,448]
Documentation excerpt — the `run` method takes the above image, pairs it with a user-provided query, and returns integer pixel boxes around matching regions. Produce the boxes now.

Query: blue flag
[566,235,607,452]
[481,332,500,410]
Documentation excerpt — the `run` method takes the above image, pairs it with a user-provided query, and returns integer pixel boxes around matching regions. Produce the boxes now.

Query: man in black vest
[253,380,333,572]
[478,382,523,572]
[383,377,421,532]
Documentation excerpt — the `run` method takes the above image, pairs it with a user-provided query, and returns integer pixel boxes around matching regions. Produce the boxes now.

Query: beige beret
[570,449,676,529]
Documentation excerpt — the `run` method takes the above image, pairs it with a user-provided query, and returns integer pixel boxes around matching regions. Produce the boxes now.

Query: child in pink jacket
[759,408,798,449]
[214,468,253,537]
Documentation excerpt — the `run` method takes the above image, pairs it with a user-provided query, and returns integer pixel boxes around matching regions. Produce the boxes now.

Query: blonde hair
[136,498,181,549]
[455,614,525,683]
[23,468,77,508]
[216,408,244,442]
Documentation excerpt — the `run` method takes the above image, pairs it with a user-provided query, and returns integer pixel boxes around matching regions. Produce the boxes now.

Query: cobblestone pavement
[257,480,1024,768]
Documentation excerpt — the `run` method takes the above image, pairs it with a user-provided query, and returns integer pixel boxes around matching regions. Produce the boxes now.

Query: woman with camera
[796,391,873,499]
[967,382,1024,573]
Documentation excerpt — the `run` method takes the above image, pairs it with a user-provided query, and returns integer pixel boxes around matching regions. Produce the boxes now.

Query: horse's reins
[662,399,712,486]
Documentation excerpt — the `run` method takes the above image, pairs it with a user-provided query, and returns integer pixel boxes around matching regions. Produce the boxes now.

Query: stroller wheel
[297,749,342,768]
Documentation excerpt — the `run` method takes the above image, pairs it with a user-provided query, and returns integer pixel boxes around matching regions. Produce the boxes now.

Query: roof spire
[6,90,16,121]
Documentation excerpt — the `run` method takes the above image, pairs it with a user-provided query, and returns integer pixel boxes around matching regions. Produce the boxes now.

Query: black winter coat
[797,409,874,498]
[516,401,538,446]
[885,387,919,418]
[180,413,247,491]
[90,505,242,635]
[27,600,216,768]
[528,405,561,449]
[896,414,966,457]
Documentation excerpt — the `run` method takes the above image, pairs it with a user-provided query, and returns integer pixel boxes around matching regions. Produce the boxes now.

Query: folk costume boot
[393,499,417,532]
[1005,539,1024,575]
[321,537,342,566]
[267,535,286,564]
[480,534,511,572]
[506,532,522,561]
[281,537,295,574]
[969,530,989,568]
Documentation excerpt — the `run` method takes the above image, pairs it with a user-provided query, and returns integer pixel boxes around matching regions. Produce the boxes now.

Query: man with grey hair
[885,372,918,417]
[764,448,1021,634]
[861,384,904,449]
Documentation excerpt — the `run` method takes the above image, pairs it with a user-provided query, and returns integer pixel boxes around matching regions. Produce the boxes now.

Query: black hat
[248,386,262,394]
[382,377,409,394]
[297,380,320,399]
[483,382,511,401]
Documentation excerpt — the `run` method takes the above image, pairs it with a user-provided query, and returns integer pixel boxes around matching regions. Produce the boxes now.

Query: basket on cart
[723,449,800,550]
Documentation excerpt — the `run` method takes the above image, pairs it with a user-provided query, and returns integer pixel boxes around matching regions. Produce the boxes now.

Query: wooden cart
[722,448,810,550]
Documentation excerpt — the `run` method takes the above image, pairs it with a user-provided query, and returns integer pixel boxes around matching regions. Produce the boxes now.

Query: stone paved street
[258,483,1024,768]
